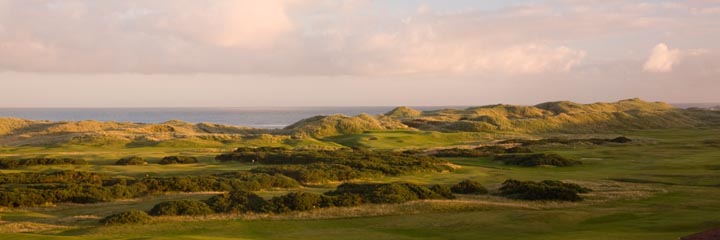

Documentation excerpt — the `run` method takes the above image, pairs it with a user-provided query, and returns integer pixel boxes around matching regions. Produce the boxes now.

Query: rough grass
[0,128,719,239]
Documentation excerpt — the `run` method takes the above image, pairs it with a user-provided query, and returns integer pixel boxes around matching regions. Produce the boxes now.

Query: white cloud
[0,0,716,77]
[643,43,681,72]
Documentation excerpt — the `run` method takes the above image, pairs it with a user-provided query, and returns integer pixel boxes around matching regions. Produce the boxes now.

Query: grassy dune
[0,99,718,239]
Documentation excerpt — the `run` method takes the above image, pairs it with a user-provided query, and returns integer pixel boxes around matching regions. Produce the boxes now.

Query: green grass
[1,128,720,239]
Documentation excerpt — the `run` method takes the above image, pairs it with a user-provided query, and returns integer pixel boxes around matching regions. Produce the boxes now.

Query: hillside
[1,99,718,147]
[388,98,719,133]
[0,119,266,147]
[282,114,407,138]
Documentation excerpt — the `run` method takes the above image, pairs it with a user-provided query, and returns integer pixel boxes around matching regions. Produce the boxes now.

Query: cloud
[643,43,682,72]
[0,0,716,77]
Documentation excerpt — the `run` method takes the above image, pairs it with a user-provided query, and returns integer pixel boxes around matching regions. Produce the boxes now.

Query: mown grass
[0,128,719,239]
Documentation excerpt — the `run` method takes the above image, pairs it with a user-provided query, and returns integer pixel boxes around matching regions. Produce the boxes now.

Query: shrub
[505,146,532,153]
[498,179,591,202]
[148,200,214,216]
[262,192,327,213]
[159,156,198,165]
[429,184,455,199]
[100,210,152,225]
[450,180,488,195]
[326,182,446,204]
[205,190,267,213]
[115,156,146,165]
[0,158,87,169]
[494,153,581,167]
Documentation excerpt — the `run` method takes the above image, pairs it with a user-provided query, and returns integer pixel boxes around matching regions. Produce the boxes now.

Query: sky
[0,0,718,107]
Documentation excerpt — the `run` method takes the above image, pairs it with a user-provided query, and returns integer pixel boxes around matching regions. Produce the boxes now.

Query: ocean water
[0,107,454,129]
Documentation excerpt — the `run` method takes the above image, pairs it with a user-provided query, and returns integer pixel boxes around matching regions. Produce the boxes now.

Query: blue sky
[0,0,718,107]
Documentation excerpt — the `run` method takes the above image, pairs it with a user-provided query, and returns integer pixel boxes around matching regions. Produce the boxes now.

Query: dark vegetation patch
[149,200,214,216]
[499,136,632,146]
[0,170,298,207]
[498,179,591,201]
[115,156,146,165]
[100,210,152,225]
[201,181,459,215]
[0,157,87,169]
[431,146,532,158]
[450,180,488,194]
[325,182,448,204]
[159,156,198,165]
[217,148,452,183]
[494,153,581,167]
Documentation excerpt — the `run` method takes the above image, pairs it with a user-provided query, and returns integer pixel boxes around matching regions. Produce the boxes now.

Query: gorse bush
[218,148,452,183]
[0,158,87,169]
[326,182,448,204]
[100,210,152,225]
[429,184,456,199]
[263,192,331,213]
[115,156,146,165]
[431,146,531,158]
[159,156,198,165]
[499,137,632,146]
[205,190,267,213]
[149,200,214,216]
[0,170,298,207]
[498,179,591,202]
[450,180,488,195]
[494,153,581,167]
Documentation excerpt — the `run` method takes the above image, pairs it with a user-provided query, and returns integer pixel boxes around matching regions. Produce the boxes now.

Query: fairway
[1,128,719,239]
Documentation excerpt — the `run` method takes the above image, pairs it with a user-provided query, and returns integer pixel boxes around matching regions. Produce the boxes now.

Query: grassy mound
[283,114,407,138]
[100,210,152,225]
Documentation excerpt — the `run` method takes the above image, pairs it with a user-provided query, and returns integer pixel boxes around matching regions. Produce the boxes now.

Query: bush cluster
[217,148,452,183]
[0,157,87,169]
[494,153,581,167]
[325,182,448,204]
[499,137,632,146]
[0,170,298,207]
[432,146,531,158]
[159,156,198,165]
[100,210,152,225]
[498,179,591,201]
[450,180,488,194]
[148,200,214,216]
[115,156,147,165]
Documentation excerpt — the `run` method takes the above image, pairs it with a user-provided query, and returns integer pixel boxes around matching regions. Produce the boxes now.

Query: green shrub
[498,179,591,201]
[205,190,267,213]
[429,184,455,199]
[0,158,87,169]
[450,180,488,195]
[263,192,328,213]
[326,182,446,204]
[159,156,198,165]
[115,156,146,165]
[494,153,580,167]
[100,210,152,225]
[148,200,214,216]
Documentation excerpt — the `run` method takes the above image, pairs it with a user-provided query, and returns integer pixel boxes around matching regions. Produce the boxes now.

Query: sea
[0,103,716,129]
